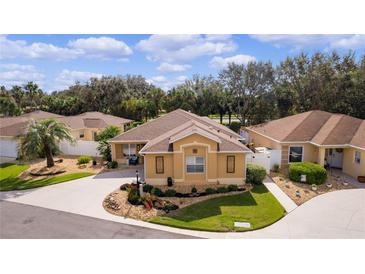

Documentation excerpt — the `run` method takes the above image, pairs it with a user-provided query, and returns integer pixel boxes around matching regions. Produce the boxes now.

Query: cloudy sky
[1,34,365,92]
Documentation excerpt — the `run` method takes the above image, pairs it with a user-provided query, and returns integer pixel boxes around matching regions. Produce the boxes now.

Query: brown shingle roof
[140,121,249,153]
[113,109,250,153]
[0,111,131,136]
[247,110,365,149]
[111,109,241,142]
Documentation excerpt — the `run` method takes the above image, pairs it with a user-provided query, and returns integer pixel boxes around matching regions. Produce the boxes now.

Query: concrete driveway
[0,169,364,238]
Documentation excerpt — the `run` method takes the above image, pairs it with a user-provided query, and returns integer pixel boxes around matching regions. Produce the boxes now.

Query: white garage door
[0,138,19,158]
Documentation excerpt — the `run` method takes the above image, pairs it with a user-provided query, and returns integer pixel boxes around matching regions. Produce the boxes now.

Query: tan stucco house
[0,110,131,157]
[110,109,251,185]
[245,110,365,180]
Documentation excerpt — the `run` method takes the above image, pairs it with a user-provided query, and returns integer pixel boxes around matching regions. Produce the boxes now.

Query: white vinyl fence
[246,149,281,173]
[0,138,19,158]
[59,140,100,157]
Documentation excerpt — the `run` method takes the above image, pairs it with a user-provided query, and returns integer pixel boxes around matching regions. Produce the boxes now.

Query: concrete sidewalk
[263,176,298,213]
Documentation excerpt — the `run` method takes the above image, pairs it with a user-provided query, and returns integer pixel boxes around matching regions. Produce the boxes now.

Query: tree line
[1,51,364,126]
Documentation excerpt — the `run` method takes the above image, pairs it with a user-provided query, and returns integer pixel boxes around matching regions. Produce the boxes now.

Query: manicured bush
[77,156,92,165]
[143,184,154,193]
[107,160,118,169]
[229,121,242,133]
[151,187,165,197]
[217,186,229,193]
[120,183,131,191]
[228,184,238,192]
[127,188,141,205]
[164,189,177,197]
[272,164,280,173]
[246,163,266,185]
[289,162,327,185]
[191,187,197,193]
[205,188,217,195]
[162,203,179,212]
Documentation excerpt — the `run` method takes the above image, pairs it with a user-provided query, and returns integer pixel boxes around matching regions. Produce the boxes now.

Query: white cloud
[157,62,191,72]
[53,69,102,90]
[250,34,365,50]
[329,34,365,49]
[68,37,132,60]
[0,35,132,61]
[147,75,167,84]
[210,54,256,68]
[176,75,188,82]
[0,63,45,88]
[136,34,237,63]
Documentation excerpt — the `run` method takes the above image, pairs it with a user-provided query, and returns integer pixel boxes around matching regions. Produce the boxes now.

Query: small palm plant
[19,119,75,167]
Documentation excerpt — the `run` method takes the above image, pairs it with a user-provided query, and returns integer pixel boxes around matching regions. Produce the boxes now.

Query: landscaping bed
[18,156,105,180]
[271,171,355,205]
[103,185,252,221]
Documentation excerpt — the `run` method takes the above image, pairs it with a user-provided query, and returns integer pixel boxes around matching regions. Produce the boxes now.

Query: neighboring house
[244,110,365,179]
[110,109,251,185]
[0,110,131,158]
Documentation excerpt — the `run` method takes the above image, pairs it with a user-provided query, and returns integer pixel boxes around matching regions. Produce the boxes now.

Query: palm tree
[19,119,75,167]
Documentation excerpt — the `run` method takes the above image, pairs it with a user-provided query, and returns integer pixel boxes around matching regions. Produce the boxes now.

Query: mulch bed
[103,184,252,221]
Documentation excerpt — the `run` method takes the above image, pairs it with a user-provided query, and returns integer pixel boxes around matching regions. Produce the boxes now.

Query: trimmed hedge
[289,162,327,185]
[77,156,92,165]
[246,163,266,185]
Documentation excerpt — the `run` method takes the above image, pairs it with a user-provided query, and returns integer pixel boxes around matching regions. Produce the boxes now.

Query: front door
[327,148,343,169]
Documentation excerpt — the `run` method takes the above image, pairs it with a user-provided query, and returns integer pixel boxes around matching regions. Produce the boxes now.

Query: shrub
[107,160,118,169]
[217,186,229,193]
[163,203,179,212]
[164,189,177,197]
[127,188,141,205]
[151,187,165,197]
[246,163,266,184]
[289,162,327,185]
[205,188,217,195]
[143,184,154,193]
[141,193,154,210]
[229,121,242,133]
[191,187,197,193]
[92,159,97,166]
[227,184,238,192]
[77,155,92,165]
[272,164,280,173]
[120,183,131,191]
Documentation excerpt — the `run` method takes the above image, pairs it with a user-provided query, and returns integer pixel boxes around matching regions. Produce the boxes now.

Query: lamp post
[136,170,139,186]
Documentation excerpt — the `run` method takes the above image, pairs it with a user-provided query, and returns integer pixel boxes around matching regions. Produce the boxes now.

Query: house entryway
[326,148,344,169]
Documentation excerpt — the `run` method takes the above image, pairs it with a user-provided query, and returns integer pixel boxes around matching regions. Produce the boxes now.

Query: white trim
[288,145,304,163]
[169,128,222,144]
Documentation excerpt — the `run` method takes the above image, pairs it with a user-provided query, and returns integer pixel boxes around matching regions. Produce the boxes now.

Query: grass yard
[150,184,285,232]
[0,163,94,191]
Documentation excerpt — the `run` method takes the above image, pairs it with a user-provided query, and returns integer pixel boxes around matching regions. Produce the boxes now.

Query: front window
[79,131,85,139]
[289,146,303,163]
[355,151,361,164]
[186,156,205,173]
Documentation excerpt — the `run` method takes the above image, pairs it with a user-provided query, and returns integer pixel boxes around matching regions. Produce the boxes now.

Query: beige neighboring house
[244,110,365,180]
[110,109,251,186]
[0,110,131,158]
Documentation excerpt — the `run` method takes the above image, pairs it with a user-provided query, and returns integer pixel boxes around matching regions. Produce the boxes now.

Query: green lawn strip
[0,163,94,191]
[150,184,285,232]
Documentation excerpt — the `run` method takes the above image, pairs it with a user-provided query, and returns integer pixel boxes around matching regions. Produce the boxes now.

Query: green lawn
[150,185,285,232]
[0,163,94,191]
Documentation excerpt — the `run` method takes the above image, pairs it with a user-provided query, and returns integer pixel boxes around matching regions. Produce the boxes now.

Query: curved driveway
[1,170,364,238]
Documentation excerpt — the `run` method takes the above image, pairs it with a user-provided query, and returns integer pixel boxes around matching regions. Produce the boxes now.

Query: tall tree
[19,119,74,167]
